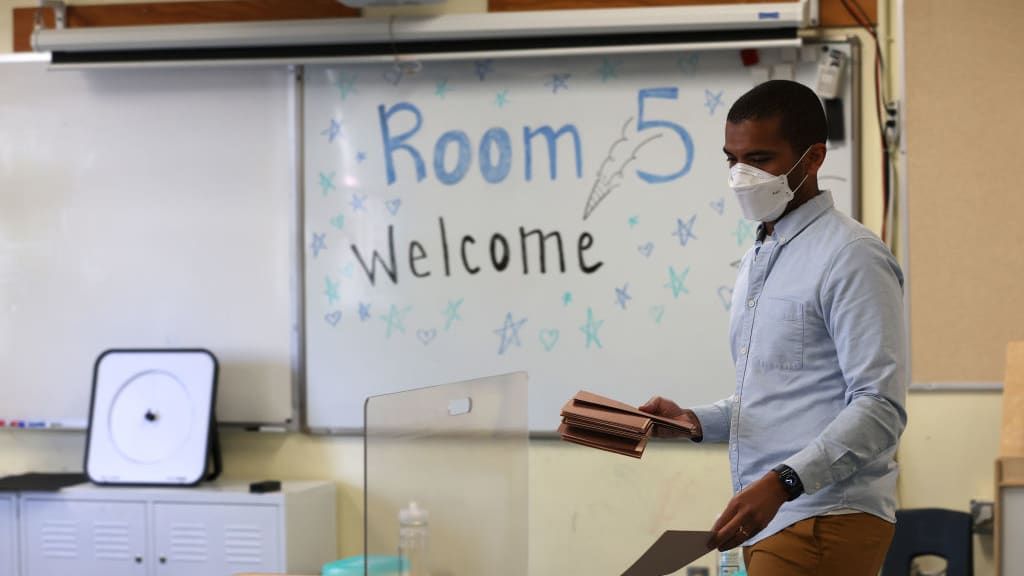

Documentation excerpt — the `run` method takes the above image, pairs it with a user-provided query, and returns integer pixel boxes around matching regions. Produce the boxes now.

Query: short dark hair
[727,80,828,153]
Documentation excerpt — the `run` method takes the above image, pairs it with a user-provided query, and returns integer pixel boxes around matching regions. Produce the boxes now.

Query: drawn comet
[583,117,662,220]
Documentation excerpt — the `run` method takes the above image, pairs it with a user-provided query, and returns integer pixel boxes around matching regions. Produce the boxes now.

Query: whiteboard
[0,56,297,428]
[303,41,858,432]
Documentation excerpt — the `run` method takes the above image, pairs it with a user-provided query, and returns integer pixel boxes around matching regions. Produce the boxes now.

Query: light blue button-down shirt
[691,190,907,545]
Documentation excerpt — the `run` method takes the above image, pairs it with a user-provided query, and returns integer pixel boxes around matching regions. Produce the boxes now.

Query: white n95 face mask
[728,146,812,222]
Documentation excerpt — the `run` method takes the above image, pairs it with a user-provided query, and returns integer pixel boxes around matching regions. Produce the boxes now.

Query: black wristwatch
[772,464,804,501]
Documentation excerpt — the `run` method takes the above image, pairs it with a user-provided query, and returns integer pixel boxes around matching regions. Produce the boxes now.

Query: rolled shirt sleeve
[690,396,733,443]
[784,238,908,494]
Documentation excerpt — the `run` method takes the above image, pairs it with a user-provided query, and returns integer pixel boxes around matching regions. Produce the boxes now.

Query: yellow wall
[0,1,1004,574]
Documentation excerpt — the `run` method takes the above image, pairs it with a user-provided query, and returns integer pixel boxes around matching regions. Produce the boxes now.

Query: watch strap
[772,464,804,501]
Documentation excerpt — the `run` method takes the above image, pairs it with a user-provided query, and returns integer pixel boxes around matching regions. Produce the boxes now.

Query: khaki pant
[742,513,895,576]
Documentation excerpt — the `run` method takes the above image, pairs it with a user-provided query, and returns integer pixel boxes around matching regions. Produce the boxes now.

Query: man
[640,80,907,575]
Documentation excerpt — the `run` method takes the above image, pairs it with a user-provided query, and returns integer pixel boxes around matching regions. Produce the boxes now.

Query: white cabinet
[21,499,146,576]
[0,495,17,576]
[153,503,279,576]
[18,481,335,576]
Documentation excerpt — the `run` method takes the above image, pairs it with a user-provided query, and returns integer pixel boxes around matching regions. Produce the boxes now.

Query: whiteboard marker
[47,420,87,430]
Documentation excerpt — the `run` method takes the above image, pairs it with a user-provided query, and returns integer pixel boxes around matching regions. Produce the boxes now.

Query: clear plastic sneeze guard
[364,372,529,576]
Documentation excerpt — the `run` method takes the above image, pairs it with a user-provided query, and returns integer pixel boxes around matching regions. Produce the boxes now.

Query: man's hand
[707,472,789,551]
[638,396,702,439]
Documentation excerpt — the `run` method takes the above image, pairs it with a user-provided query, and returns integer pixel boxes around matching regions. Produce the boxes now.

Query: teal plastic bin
[322,555,405,576]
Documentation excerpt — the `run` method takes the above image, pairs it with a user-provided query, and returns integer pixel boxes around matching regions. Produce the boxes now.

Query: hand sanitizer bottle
[398,501,429,576]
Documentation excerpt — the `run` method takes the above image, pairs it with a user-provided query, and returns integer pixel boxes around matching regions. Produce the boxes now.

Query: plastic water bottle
[718,547,746,576]
[398,501,429,576]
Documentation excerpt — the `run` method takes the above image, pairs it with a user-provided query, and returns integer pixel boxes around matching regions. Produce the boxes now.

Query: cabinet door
[0,496,17,576]
[153,503,280,576]
[21,498,147,576]
[1004,487,1024,573]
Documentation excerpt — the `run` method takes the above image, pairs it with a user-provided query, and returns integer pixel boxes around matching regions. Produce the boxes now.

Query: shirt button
[740,346,748,355]
[747,299,756,308]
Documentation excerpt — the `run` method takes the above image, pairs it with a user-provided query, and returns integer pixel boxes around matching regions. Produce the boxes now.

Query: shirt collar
[756,190,834,245]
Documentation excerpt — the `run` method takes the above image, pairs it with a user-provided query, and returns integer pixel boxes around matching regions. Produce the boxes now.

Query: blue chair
[882,508,973,576]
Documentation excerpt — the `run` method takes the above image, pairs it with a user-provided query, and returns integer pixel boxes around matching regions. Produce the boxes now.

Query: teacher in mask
[640,79,907,576]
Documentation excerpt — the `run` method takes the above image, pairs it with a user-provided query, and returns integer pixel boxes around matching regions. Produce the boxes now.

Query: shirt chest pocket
[754,298,804,371]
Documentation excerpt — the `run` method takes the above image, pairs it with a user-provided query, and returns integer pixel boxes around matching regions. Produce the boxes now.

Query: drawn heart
[710,198,726,215]
[330,213,345,230]
[638,242,654,258]
[417,329,437,345]
[383,69,403,86]
[539,329,560,351]
[325,311,342,327]
[385,198,402,216]
[717,286,734,310]
[649,305,666,324]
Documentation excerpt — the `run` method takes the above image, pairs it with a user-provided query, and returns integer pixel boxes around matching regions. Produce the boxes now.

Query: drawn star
[324,276,340,305]
[318,171,336,196]
[358,302,372,322]
[334,72,357,101]
[443,298,464,331]
[357,151,367,163]
[628,215,639,228]
[650,305,666,325]
[474,59,494,81]
[562,291,573,306]
[710,197,726,215]
[435,79,451,98]
[545,73,571,94]
[677,53,699,75]
[579,307,604,349]
[493,312,527,355]
[733,219,755,245]
[705,89,724,116]
[379,304,411,339]
[310,232,327,259]
[664,265,691,299]
[350,193,367,213]
[321,118,343,143]
[672,214,698,246]
[495,89,509,108]
[615,284,632,310]
[598,57,621,82]
[330,212,345,231]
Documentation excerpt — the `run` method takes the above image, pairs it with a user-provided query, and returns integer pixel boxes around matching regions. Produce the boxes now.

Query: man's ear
[804,142,828,176]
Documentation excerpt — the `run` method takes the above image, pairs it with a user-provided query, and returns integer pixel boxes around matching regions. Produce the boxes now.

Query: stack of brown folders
[559,391,697,458]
